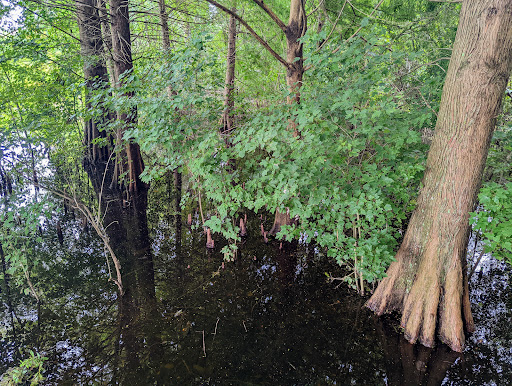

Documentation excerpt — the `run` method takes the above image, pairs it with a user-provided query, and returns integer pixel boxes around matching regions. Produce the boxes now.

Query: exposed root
[366,239,472,353]
[365,258,404,315]
[269,208,296,236]
[206,228,215,249]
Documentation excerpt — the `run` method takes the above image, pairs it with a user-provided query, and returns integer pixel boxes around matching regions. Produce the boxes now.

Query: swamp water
[0,214,511,385]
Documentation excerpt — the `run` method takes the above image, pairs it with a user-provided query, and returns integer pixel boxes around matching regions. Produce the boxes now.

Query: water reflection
[377,322,461,386]
[1,212,511,384]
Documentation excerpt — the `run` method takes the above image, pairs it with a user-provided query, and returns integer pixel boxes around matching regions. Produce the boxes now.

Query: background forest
[0,0,511,382]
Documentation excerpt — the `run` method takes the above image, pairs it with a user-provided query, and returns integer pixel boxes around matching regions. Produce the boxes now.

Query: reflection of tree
[5,205,512,384]
[444,261,512,384]
[101,198,164,384]
[154,229,393,385]
[114,271,164,384]
[0,241,16,338]
[377,319,460,385]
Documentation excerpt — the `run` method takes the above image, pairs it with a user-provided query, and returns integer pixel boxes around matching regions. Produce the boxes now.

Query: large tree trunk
[366,0,512,352]
[109,0,146,194]
[78,0,156,304]
[76,0,116,193]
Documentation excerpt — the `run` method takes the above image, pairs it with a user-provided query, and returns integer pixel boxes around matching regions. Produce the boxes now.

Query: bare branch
[315,0,347,53]
[345,0,385,42]
[400,57,451,77]
[307,0,325,18]
[252,0,287,32]
[205,0,289,67]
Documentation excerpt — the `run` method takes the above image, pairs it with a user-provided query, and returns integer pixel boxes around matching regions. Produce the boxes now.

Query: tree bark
[109,0,146,194]
[221,10,237,136]
[76,0,116,193]
[366,0,512,352]
[158,0,171,50]
[285,0,306,105]
[269,207,297,236]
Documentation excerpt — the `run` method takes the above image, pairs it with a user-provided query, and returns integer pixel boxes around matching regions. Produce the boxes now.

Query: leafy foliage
[0,350,47,385]
[471,94,512,265]
[2,0,507,298]
[471,183,512,264]
[112,28,435,285]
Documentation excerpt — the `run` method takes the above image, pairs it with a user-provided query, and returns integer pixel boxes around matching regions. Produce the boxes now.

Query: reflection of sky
[2,213,512,383]
[255,261,277,280]
[453,234,512,383]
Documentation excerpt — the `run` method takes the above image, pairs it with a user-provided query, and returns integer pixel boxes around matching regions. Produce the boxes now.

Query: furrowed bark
[109,0,147,194]
[366,0,512,352]
[76,0,116,193]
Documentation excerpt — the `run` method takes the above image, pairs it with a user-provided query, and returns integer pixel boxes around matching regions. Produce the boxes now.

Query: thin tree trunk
[158,0,171,50]
[366,0,512,352]
[158,0,183,232]
[285,0,306,106]
[269,0,306,235]
[221,10,237,136]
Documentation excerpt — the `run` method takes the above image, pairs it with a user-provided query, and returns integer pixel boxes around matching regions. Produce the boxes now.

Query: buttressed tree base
[366,0,512,352]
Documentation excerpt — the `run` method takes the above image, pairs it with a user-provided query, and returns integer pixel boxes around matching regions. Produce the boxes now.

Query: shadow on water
[1,210,511,384]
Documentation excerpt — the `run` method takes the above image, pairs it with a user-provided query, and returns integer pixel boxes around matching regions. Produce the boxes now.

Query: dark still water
[1,215,511,385]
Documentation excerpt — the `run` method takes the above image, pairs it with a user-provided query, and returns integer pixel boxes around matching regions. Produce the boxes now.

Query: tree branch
[252,0,287,32]
[345,0,385,42]
[307,0,325,17]
[205,0,289,67]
